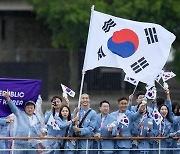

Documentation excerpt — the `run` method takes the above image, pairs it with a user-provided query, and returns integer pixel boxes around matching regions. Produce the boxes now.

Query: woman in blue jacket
[55,104,78,154]
[132,102,153,154]
[152,104,173,154]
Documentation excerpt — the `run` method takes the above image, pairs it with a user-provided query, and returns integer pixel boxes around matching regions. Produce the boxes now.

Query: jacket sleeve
[0,118,6,126]
[7,100,20,117]
[44,111,52,124]
[55,117,70,129]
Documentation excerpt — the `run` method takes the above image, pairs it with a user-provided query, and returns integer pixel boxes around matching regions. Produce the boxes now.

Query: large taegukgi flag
[83,8,176,85]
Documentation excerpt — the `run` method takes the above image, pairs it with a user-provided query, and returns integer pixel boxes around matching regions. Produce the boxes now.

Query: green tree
[26,0,180,81]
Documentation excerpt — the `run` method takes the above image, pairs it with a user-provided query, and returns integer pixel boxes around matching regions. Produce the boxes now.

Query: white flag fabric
[152,108,163,125]
[155,70,164,82]
[61,84,75,97]
[83,9,176,85]
[117,113,129,127]
[162,71,176,82]
[145,86,157,99]
[47,114,60,130]
[124,74,139,86]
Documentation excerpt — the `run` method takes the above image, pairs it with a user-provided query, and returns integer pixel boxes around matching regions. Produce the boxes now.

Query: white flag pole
[132,83,138,95]
[78,71,86,108]
[155,80,164,89]
[78,5,95,108]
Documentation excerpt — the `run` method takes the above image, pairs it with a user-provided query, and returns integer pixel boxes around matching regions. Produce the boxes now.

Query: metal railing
[0,136,179,153]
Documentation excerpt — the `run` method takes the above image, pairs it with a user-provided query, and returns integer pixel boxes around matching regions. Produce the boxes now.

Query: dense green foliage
[26,0,180,79]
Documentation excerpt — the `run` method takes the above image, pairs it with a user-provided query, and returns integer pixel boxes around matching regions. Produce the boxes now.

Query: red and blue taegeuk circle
[107,29,139,58]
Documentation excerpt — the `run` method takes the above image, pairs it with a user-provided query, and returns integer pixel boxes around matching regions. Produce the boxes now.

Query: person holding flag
[111,97,146,154]
[131,102,153,154]
[3,91,44,154]
[44,95,68,153]
[161,87,180,154]
[73,93,97,154]
[128,92,153,114]
[151,101,173,154]
[53,104,78,154]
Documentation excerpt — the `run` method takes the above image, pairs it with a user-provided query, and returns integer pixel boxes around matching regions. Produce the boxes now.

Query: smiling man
[111,97,145,154]
[74,93,97,154]
[3,91,44,154]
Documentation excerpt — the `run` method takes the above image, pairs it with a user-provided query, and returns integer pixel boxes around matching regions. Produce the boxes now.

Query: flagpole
[77,5,94,108]
[155,80,164,89]
[78,71,86,108]
[132,83,138,95]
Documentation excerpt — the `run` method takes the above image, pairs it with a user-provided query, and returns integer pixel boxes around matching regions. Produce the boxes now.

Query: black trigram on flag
[98,46,106,60]
[131,57,149,73]
[102,18,116,33]
[144,27,159,44]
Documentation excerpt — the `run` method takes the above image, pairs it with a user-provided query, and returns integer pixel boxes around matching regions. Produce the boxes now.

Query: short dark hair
[59,105,71,121]
[25,101,35,108]
[172,102,180,115]
[136,91,145,99]
[50,96,62,103]
[118,97,128,103]
[99,100,110,107]
[156,97,165,108]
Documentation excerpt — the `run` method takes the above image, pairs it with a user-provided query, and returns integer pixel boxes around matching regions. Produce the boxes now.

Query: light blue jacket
[132,114,153,150]
[111,109,141,149]
[0,118,8,151]
[7,100,43,147]
[152,118,173,149]
[55,117,76,150]
[45,111,61,136]
[94,113,116,151]
[75,107,97,150]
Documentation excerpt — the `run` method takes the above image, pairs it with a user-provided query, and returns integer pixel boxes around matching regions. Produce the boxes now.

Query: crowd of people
[0,88,180,154]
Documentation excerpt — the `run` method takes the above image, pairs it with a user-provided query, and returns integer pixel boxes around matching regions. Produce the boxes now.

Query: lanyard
[159,120,165,135]
[100,115,107,129]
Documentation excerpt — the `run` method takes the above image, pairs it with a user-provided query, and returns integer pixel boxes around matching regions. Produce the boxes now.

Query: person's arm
[127,94,133,111]
[3,91,20,116]
[131,103,145,121]
[63,93,69,107]
[44,111,53,124]
[55,117,71,128]
[0,118,6,126]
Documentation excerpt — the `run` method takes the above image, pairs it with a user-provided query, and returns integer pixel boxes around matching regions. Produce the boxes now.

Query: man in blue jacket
[74,93,97,154]
[3,91,44,154]
[94,100,116,153]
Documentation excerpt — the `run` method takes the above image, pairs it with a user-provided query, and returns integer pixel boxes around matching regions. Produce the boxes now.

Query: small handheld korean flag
[117,113,129,127]
[152,108,163,125]
[124,74,139,86]
[155,70,164,82]
[162,71,176,82]
[145,86,157,99]
[61,84,75,97]
[47,114,60,130]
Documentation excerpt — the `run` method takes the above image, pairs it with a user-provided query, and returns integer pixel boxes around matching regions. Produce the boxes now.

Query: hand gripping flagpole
[78,71,86,108]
